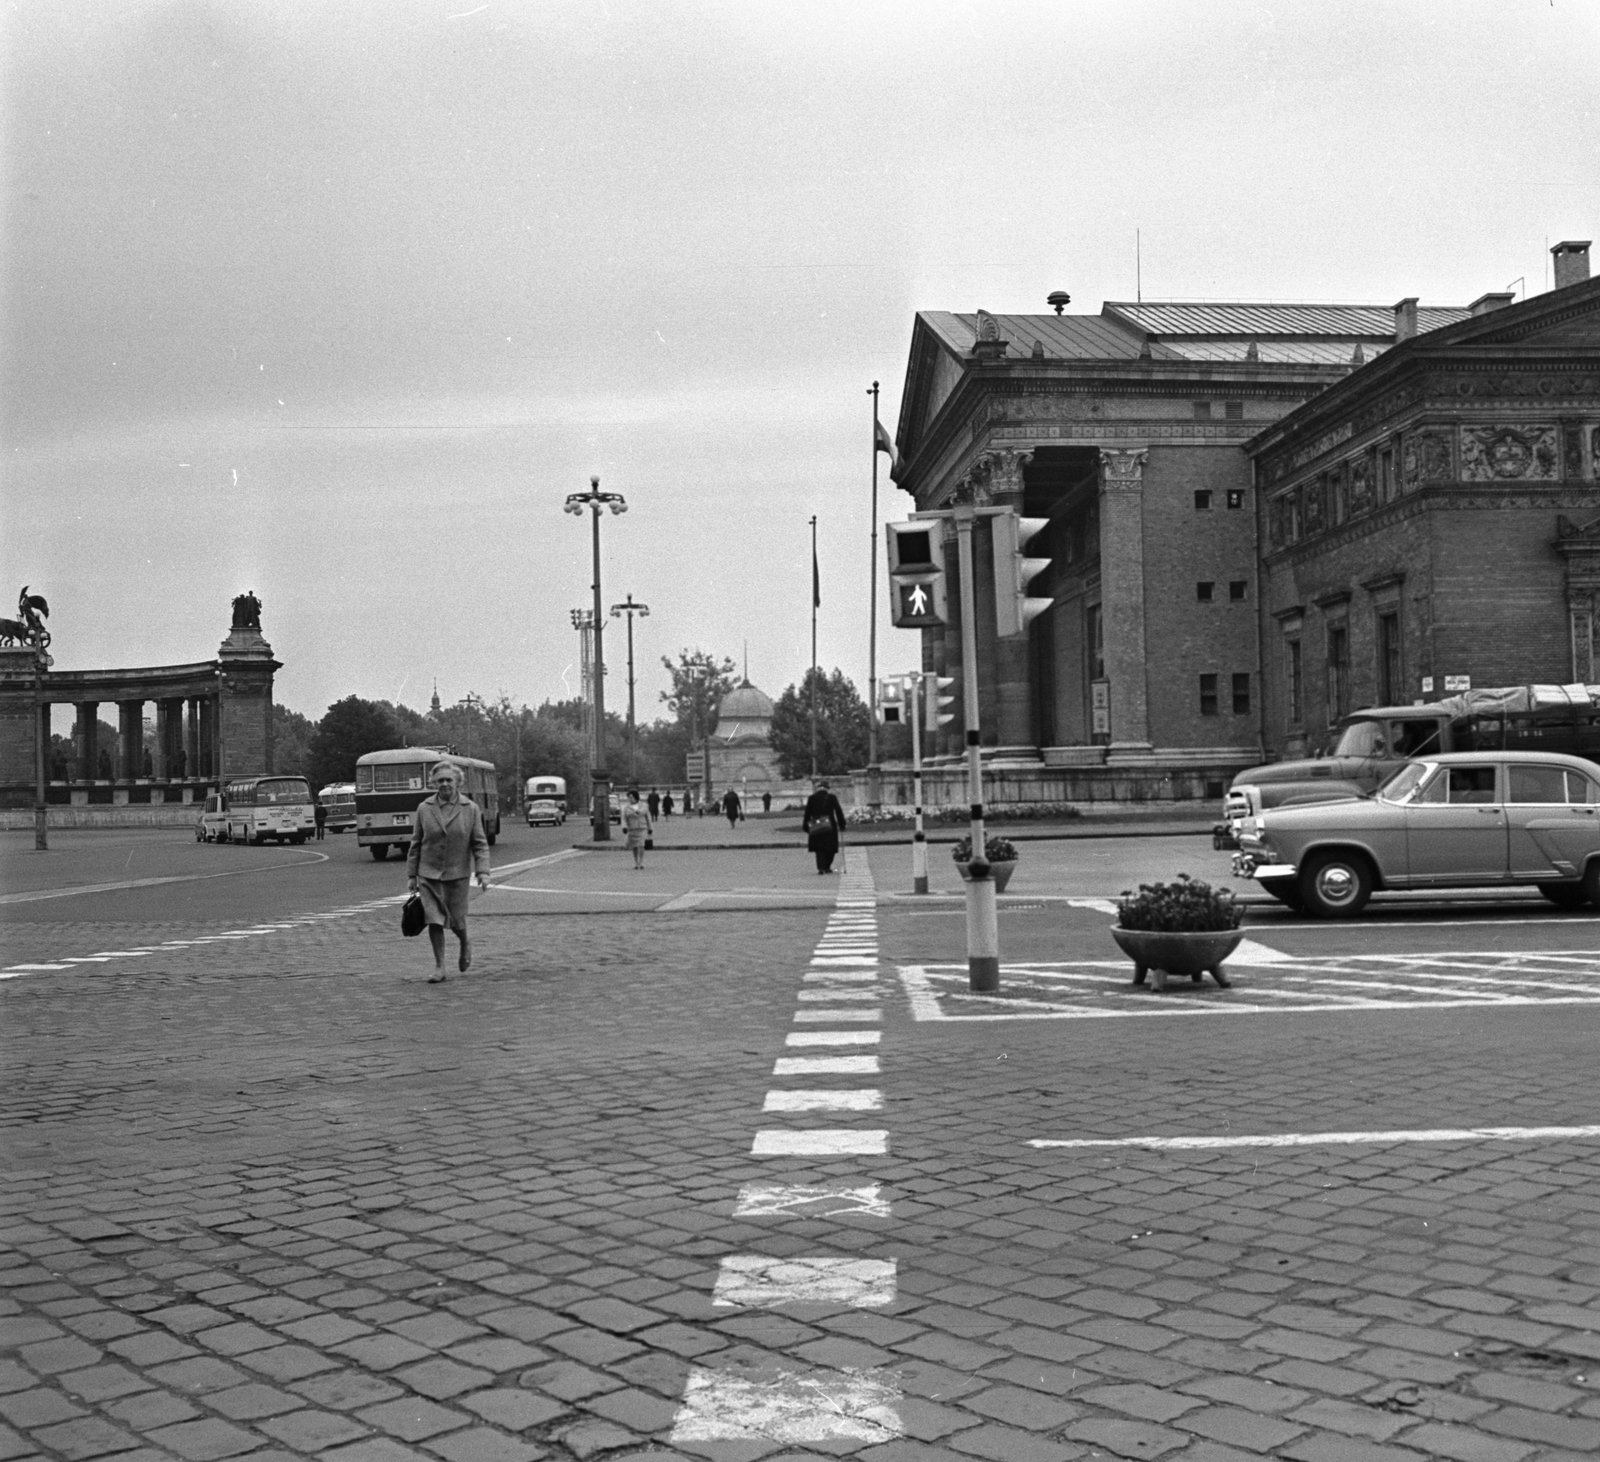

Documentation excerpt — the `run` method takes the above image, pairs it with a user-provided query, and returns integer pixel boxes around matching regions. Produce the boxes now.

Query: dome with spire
[718,679,774,726]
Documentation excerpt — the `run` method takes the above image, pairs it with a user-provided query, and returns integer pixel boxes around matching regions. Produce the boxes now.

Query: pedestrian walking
[662,791,674,818]
[722,787,742,827]
[647,788,660,820]
[802,779,847,874]
[406,761,491,983]
[314,798,327,841]
[622,788,652,869]
[762,790,771,814]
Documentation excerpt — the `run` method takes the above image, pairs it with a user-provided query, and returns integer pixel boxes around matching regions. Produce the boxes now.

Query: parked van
[197,792,230,843]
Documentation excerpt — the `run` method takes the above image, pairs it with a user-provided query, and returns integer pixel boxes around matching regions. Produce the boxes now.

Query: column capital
[1099,447,1149,492]
[955,447,1034,505]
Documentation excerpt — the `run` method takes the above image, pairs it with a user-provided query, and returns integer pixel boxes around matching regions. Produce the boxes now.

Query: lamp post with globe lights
[609,595,649,785]
[565,477,626,841]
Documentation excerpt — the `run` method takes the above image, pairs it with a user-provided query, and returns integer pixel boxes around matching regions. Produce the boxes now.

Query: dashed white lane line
[1029,1125,1600,1151]
[752,1129,888,1156]
[669,1365,901,1445]
[773,1055,880,1076]
[711,1255,896,1307]
[762,1090,882,1112]
[733,1184,891,1218]
[803,970,878,983]
[809,955,880,966]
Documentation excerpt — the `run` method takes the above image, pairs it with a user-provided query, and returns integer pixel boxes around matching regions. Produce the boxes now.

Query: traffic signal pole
[909,671,928,895]
[952,504,999,991]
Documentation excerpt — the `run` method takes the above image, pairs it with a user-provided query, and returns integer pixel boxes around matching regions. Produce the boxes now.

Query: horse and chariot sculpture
[0,587,50,651]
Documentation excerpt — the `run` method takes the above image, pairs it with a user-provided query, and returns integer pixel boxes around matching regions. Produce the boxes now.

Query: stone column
[75,702,99,782]
[154,699,176,780]
[184,698,200,780]
[1097,448,1153,756]
[118,701,143,781]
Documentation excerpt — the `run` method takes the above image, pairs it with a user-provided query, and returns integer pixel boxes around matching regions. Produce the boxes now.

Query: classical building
[0,596,279,813]
[704,679,783,792]
[1250,245,1600,756]
[889,242,1599,799]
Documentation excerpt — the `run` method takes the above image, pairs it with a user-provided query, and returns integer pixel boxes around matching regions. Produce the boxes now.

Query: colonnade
[61,693,220,782]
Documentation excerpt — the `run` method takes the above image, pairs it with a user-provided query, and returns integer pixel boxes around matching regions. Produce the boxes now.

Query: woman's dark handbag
[645,835,654,849]
[806,826,821,852]
[400,894,426,938]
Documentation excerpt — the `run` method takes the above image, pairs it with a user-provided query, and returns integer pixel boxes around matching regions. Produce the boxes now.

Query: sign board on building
[686,751,706,780]
[1444,675,1472,693]
[1420,676,1434,694]
[1091,679,1110,736]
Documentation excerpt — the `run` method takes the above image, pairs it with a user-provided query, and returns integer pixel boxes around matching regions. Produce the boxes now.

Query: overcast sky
[3,0,1596,728]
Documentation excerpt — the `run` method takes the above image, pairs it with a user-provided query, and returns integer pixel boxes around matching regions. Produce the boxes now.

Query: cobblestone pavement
[5,844,1600,1459]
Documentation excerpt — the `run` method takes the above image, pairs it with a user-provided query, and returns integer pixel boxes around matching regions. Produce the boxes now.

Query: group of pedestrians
[405,769,853,981]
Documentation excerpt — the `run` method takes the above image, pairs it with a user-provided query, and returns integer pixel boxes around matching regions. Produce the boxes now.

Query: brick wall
[1140,446,1259,748]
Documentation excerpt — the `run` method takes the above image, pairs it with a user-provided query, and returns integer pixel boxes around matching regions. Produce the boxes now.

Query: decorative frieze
[1459,424,1559,481]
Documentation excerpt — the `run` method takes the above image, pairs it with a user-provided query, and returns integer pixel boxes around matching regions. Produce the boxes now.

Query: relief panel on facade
[1564,425,1584,480]
[1459,425,1559,481]
[1349,454,1374,514]
[1303,476,1325,535]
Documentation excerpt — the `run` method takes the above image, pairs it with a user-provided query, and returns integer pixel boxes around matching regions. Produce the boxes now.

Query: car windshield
[1331,720,1389,758]
[1378,762,1433,803]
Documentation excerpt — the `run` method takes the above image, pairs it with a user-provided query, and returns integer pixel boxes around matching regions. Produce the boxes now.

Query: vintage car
[1232,751,1600,917]
[526,797,566,827]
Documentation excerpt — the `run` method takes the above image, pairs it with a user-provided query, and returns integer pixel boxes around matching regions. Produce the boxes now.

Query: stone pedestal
[217,627,280,777]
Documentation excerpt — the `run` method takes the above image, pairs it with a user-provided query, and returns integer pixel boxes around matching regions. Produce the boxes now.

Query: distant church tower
[430,680,441,717]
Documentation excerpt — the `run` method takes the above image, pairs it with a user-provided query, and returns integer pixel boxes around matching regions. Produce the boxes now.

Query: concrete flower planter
[1111,927,1240,991]
[954,859,1017,893]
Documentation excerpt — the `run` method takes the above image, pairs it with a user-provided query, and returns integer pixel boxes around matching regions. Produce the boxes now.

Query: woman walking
[406,761,491,982]
[802,779,847,874]
[622,788,652,869]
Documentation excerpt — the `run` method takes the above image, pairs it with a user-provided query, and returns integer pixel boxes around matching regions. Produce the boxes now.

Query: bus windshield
[374,763,427,790]
[256,778,312,805]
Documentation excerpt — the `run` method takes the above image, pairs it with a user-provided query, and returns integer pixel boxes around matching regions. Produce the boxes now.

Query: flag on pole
[874,418,903,480]
[813,544,821,608]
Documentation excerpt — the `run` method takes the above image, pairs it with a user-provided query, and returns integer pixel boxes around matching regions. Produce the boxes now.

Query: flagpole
[867,382,881,809]
[810,514,818,781]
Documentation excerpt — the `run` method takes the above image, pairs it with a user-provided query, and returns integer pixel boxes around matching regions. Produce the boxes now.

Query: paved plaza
[6,831,1600,1459]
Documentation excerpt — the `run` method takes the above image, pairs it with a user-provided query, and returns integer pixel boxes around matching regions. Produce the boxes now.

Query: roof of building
[718,680,774,721]
[917,300,1473,369]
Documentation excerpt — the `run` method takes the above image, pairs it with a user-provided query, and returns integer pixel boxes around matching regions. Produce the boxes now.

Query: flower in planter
[1116,873,1241,932]
[951,834,1018,863]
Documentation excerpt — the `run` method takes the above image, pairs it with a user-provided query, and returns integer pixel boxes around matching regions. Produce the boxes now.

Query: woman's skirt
[417,875,471,931]
[625,827,647,850]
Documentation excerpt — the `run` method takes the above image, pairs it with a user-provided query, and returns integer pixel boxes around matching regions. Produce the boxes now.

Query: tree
[308,697,401,790]
[660,650,738,740]
[768,668,871,779]
[272,705,315,777]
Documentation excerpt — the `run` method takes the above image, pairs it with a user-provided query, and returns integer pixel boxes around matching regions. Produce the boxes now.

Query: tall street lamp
[565,476,626,841]
[609,594,649,786]
[686,662,708,811]
[457,692,484,760]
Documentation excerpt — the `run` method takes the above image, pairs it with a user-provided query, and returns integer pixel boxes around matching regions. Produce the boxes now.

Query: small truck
[1220,685,1600,842]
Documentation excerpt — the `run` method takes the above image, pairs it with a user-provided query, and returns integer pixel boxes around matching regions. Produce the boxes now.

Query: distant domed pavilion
[706,679,782,792]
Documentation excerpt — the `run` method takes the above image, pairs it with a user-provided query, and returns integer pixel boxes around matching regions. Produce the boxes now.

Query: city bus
[354,748,501,861]
[220,775,317,845]
[524,775,567,826]
[318,783,357,833]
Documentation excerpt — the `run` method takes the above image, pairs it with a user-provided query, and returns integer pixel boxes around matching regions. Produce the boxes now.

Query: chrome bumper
[1232,852,1297,880]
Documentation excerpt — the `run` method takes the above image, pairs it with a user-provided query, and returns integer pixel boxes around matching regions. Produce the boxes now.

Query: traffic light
[878,678,904,724]
[991,509,1053,639]
[926,675,955,728]
[887,520,947,628]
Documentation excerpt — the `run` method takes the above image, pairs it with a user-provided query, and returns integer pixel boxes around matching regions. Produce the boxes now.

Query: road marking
[0,848,331,905]
[670,1365,901,1444]
[733,1184,890,1217]
[773,1055,879,1075]
[712,1256,896,1307]
[1029,1125,1600,1151]
[796,989,879,1001]
[752,1129,888,1156]
[803,970,878,983]
[810,955,879,967]
[792,1008,879,1022]
[785,1030,879,1047]
[762,1090,882,1112]
[1,964,72,977]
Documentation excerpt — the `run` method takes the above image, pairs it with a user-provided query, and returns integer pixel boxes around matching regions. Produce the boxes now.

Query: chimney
[1552,240,1592,291]
[1469,291,1515,317]
[1393,297,1419,342]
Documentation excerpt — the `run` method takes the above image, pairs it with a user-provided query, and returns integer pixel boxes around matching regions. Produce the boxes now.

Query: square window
[1194,489,1213,510]
[1229,580,1247,601]
[1197,581,1214,602]
[1193,401,1212,420]
[1200,674,1218,716]
[1224,401,1244,420]
[1232,672,1251,715]
[1226,489,1245,509]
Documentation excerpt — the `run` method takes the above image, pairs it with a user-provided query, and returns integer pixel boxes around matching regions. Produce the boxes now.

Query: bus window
[257,778,312,805]
[355,765,373,792]
[375,763,427,791]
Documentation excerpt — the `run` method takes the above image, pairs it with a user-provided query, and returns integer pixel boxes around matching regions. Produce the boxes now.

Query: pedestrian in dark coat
[647,789,660,820]
[802,780,847,873]
[662,791,674,818]
[762,790,772,814]
[722,788,742,827]
[314,799,327,841]
[406,761,491,983]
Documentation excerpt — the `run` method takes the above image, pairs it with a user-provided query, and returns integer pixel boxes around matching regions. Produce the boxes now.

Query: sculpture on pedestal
[0,587,50,650]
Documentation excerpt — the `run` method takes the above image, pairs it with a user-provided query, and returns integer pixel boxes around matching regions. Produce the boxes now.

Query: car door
[1506,764,1600,879]
[1404,763,1508,883]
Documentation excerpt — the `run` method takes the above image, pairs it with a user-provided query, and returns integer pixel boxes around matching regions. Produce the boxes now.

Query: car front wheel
[1299,850,1373,918]
[1538,881,1588,909]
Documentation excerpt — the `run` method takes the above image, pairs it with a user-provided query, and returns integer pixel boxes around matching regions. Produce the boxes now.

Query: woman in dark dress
[802,780,847,874]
